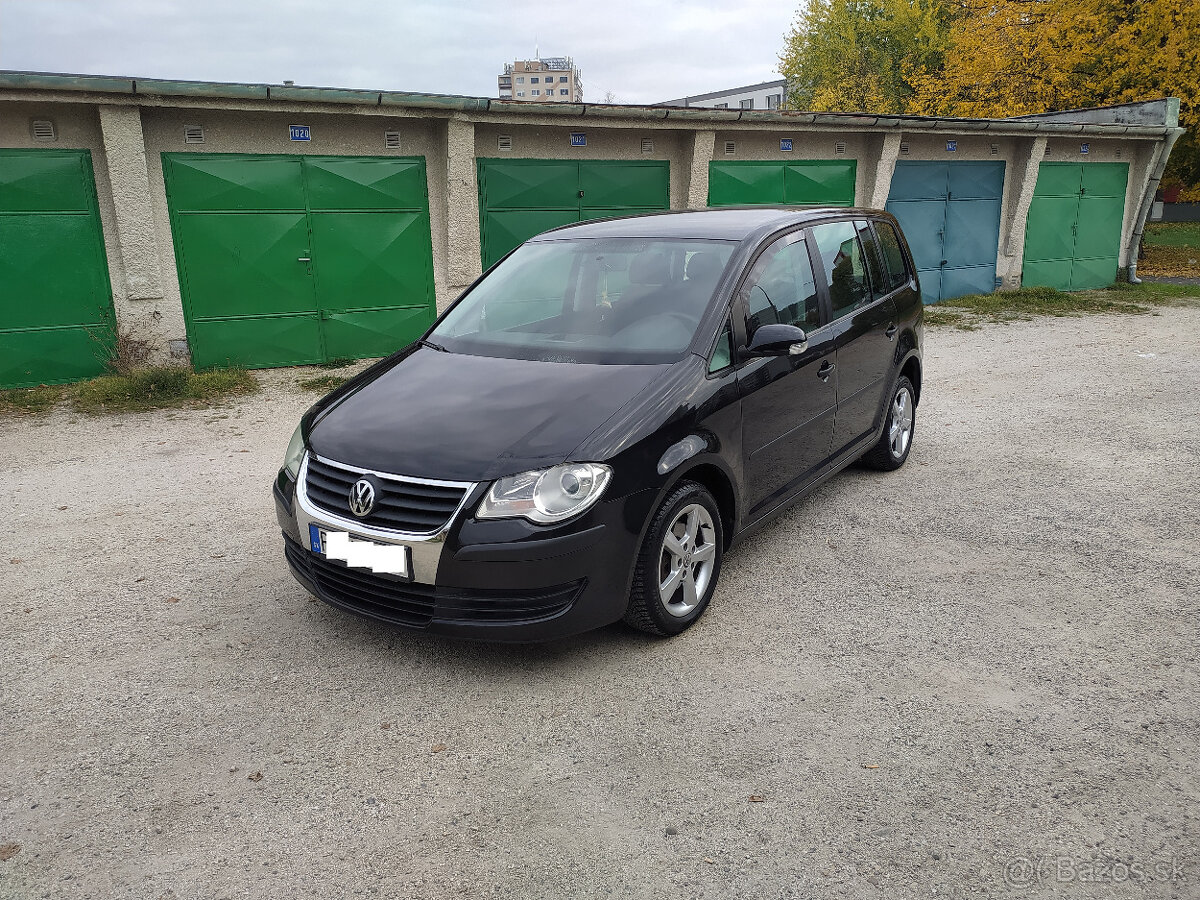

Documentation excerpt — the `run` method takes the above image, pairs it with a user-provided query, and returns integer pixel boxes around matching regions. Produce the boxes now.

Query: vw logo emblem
[348,478,376,518]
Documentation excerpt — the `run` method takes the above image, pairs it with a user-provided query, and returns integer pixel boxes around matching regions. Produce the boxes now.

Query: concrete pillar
[685,130,715,209]
[999,136,1048,287]
[97,106,163,303]
[868,133,904,210]
[444,117,481,306]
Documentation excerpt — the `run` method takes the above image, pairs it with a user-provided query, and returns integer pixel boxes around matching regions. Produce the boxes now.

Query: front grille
[304,455,470,534]
[285,539,584,626]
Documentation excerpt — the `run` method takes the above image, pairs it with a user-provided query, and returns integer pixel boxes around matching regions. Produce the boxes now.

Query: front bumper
[274,464,652,641]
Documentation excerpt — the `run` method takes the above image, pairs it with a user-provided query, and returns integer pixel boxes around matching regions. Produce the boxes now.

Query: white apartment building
[659,79,788,111]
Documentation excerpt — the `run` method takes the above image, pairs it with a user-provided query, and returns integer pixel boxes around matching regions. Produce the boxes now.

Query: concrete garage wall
[0,73,1182,379]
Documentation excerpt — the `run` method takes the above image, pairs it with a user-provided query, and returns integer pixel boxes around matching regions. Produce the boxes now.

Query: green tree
[778,0,953,114]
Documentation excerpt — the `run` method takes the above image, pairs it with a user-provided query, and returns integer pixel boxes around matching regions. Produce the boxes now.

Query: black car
[274,207,923,640]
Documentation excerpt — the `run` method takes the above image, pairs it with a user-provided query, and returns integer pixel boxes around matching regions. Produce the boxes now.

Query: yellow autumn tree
[908,0,1200,120]
[781,0,1200,191]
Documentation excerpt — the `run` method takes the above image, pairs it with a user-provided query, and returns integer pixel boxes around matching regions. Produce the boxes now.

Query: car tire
[863,375,916,471]
[624,481,724,637]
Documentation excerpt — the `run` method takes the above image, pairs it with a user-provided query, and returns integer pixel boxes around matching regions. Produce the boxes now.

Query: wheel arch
[899,353,922,406]
[668,458,739,549]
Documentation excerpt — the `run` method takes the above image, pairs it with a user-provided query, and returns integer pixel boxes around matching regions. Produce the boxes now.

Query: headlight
[477,462,612,524]
[283,424,306,478]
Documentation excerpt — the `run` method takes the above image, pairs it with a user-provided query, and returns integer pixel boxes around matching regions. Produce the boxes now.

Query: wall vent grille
[498,134,513,151]
[184,125,205,144]
[384,131,402,150]
[724,141,736,155]
[641,138,654,154]
[31,120,56,142]
[834,141,847,154]
[899,142,910,154]
[990,143,999,155]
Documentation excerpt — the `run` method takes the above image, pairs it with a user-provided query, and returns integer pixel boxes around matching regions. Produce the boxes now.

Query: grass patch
[922,307,979,330]
[0,384,69,415]
[1143,222,1200,249]
[297,374,348,392]
[1,366,259,417]
[1112,280,1200,298]
[925,283,1200,328]
[318,357,354,369]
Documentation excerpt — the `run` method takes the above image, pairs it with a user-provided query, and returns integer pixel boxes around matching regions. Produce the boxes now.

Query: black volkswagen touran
[274,208,923,640]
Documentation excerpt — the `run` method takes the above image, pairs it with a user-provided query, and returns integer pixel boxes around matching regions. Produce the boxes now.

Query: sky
[0,0,798,105]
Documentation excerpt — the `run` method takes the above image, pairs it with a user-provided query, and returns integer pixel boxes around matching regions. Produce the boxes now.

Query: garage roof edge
[0,70,1177,137]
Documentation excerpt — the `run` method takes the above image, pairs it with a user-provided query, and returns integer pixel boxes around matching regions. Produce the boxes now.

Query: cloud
[0,0,794,103]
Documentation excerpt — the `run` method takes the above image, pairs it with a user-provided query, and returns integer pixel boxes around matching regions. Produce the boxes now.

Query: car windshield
[431,237,736,364]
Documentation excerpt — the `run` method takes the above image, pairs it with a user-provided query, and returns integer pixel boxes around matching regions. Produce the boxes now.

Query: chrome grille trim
[303,453,475,536]
[293,453,479,585]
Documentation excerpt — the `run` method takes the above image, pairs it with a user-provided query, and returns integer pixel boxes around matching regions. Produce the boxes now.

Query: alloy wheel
[658,503,717,617]
[889,386,914,459]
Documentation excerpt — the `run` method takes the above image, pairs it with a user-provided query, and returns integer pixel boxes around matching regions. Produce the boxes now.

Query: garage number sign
[1081,143,1090,154]
[290,125,311,142]
[570,132,587,147]
[780,138,793,152]
[946,140,957,152]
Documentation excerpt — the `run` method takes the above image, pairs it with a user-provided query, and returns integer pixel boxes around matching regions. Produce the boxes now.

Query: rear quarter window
[874,221,910,291]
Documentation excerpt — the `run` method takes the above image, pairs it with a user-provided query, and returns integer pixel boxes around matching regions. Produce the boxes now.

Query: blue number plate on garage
[309,524,411,579]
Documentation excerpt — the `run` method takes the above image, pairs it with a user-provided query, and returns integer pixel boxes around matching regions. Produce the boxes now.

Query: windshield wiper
[418,339,447,352]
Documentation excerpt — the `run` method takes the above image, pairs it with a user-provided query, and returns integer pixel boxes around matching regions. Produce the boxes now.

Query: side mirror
[741,323,808,358]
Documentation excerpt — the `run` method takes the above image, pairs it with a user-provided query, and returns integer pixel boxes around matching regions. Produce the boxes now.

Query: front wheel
[624,481,724,637]
[863,376,916,471]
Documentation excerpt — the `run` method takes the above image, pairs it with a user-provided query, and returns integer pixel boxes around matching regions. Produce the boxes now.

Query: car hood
[307,347,673,482]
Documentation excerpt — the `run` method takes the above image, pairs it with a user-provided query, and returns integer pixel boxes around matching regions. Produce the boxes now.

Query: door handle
[297,256,311,263]
[817,361,835,382]
[886,324,898,340]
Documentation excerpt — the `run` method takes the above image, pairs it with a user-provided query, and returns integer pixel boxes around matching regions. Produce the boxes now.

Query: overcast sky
[0,0,797,104]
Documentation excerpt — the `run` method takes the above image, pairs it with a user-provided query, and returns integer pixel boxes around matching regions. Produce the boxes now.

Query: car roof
[529,206,883,243]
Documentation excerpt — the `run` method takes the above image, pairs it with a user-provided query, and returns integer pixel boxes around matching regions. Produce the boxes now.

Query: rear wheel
[863,376,916,471]
[625,481,723,637]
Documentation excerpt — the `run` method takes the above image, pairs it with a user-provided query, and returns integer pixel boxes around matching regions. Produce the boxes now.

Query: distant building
[499,58,583,103]
[658,79,788,111]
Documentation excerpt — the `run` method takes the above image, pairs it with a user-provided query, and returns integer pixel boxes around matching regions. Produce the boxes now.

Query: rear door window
[811,220,870,321]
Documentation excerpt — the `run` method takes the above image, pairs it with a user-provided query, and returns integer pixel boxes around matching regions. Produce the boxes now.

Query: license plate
[309,524,411,579]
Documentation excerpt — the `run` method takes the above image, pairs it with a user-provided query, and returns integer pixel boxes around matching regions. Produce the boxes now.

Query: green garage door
[1,149,115,389]
[163,153,436,370]
[1023,162,1128,290]
[707,160,857,207]
[478,159,670,269]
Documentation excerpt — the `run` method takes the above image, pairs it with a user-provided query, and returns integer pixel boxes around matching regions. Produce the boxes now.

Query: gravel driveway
[2,308,1198,899]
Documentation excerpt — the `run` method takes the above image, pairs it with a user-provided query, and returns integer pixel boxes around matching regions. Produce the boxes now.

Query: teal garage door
[1023,163,1128,290]
[886,161,1005,303]
[163,153,436,370]
[707,160,857,207]
[478,159,670,269]
[1,149,116,388]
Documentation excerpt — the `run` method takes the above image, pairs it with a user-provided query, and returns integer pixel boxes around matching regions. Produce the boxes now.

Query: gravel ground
[2,308,1198,900]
